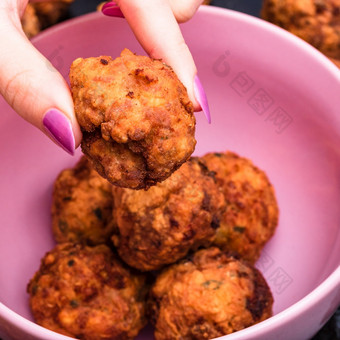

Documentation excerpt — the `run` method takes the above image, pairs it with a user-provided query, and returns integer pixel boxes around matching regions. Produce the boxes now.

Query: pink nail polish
[43,109,75,155]
[194,75,211,124]
[102,2,125,18]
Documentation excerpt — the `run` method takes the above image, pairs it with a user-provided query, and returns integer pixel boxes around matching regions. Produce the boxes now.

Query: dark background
[66,1,340,339]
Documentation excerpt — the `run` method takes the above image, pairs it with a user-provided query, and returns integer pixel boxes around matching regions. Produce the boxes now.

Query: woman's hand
[0,0,82,155]
[102,0,211,122]
[0,0,210,156]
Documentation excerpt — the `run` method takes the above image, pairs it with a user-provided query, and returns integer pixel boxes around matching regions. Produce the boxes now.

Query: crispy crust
[27,243,147,340]
[52,156,115,245]
[203,152,279,263]
[147,247,273,339]
[70,49,196,189]
[261,0,340,59]
[22,0,74,38]
[112,157,226,271]
[31,0,73,29]
[21,4,40,38]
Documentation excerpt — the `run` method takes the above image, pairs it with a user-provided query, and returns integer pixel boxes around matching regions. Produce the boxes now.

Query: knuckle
[3,70,31,109]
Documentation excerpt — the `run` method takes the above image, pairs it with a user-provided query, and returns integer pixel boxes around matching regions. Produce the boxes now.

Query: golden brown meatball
[27,243,147,340]
[21,4,40,39]
[261,0,340,59]
[147,247,273,340]
[203,152,279,263]
[32,0,74,29]
[112,157,226,271]
[330,57,340,67]
[70,49,196,190]
[52,156,115,245]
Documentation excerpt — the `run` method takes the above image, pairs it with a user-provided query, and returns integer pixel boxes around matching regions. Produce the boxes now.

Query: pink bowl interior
[0,7,340,340]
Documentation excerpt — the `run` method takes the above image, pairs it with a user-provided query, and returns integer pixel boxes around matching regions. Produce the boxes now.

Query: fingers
[168,0,204,23]
[0,5,81,154]
[107,0,210,121]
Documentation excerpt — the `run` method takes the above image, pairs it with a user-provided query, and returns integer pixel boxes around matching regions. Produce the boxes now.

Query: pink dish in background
[0,6,340,340]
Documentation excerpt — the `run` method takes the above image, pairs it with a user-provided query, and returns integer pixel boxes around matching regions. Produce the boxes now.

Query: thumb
[0,8,81,155]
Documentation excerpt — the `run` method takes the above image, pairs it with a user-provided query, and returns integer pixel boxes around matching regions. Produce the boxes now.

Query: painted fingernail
[43,108,75,155]
[194,75,211,124]
[102,2,125,18]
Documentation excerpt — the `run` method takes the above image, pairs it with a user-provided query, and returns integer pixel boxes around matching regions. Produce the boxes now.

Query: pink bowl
[0,6,340,340]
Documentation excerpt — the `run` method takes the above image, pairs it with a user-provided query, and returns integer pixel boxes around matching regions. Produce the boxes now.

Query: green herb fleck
[70,300,79,308]
[202,280,223,290]
[58,220,68,233]
[31,284,39,295]
[233,226,246,233]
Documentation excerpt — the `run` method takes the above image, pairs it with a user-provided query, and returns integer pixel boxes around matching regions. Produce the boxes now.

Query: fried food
[27,243,147,340]
[22,1,73,38]
[261,0,340,59]
[32,0,74,29]
[147,247,273,340]
[330,57,340,68]
[70,48,196,189]
[112,157,226,271]
[52,156,115,246]
[21,4,40,39]
[203,152,279,263]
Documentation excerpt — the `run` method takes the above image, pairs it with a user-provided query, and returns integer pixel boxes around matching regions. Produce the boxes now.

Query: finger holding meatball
[70,49,196,190]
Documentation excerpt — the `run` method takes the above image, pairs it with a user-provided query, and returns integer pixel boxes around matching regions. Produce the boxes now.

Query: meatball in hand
[70,49,196,189]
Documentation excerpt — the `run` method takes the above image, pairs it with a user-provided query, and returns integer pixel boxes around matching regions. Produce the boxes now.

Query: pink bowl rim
[1,6,340,339]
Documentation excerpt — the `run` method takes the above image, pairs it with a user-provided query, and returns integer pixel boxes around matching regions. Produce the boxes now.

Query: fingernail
[102,2,125,18]
[43,109,75,155]
[194,75,211,124]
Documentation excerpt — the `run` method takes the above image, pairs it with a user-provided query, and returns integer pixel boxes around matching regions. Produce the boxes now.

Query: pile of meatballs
[27,50,279,340]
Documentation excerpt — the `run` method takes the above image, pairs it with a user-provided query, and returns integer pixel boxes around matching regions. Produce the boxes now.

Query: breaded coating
[70,49,196,189]
[203,152,279,263]
[112,157,226,271]
[21,0,73,39]
[27,243,147,340]
[330,57,340,67]
[261,0,340,59]
[147,247,273,340]
[32,0,74,29]
[52,156,115,245]
[21,4,40,39]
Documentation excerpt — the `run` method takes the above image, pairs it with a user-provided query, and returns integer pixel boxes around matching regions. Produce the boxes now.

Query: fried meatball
[32,0,74,29]
[52,156,115,245]
[147,247,273,340]
[21,4,40,39]
[27,243,147,340]
[203,152,279,263]
[261,0,340,59]
[70,49,196,189]
[112,157,226,271]
[330,57,340,67]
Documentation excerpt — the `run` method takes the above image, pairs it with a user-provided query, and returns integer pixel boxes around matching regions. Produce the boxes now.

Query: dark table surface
[66,1,340,339]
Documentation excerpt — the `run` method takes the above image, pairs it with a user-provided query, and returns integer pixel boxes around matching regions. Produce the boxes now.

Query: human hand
[102,0,211,123]
[0,0,81,155]
[0,0,210,159]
